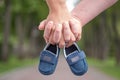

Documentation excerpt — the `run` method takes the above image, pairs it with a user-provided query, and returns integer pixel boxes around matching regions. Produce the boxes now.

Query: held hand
[69,18,82,42]
[62,18,82,47]
[38,7,75,47]
[38,17,83,48]
[38,1,82,48]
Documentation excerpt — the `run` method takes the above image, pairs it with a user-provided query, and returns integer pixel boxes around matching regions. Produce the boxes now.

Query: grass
[0,56,39,74]
[88,58,120,80]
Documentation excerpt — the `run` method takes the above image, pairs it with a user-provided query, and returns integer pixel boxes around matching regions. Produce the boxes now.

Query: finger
[38,20,46,30]
[53,24,62,44]
[70,32,76,42]
[66,42,73,48]
[76,34,81,41]
[44,21,54,43]
[59,35,65,48]
[63,22,71,43]
[49,29,56,45]
[43,35,48,43]
[76,28,82,41]
[69,19,81,38]
[66,32,76,47]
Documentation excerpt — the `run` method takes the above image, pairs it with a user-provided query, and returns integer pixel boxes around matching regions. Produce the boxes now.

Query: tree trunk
[84,24,98,58]
[2,0,11,61]
[97,13,109,60]
[28,13,44,58]
[84,12,109,60]
[29,28,40,57]
[111,11,120,66]
[83,19,99,58]
[15,14,24,59]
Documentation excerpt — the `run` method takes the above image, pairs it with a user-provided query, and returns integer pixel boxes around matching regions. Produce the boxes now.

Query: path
[0,56,117,80]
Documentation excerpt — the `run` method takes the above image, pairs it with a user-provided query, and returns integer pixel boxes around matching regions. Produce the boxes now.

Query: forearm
[72,0,118,26]
[45,0,71,24]
[46,0,68,13]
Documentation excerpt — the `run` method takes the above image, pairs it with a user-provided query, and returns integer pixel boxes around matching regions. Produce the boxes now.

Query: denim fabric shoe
[64,43,88,76]
[38,44,60,75]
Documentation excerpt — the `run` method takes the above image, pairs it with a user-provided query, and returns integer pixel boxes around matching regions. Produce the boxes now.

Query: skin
[38,0,118,48]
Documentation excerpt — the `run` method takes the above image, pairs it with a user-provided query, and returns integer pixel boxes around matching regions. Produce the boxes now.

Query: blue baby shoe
[38,44,60,75]
[64,43,88,76]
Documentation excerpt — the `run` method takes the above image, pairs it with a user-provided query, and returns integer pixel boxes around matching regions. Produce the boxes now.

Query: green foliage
[88,58,120,80]
[11,0,22,13]
[0,41,2,60]
[9,0,49,43]
[11,0,48,19]
[38,0,49,20]
[0,1,4,33]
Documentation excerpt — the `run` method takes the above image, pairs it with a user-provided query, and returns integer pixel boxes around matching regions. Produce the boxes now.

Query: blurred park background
[0,0,120,79]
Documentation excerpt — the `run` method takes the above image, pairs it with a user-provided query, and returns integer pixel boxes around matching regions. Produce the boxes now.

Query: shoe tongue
[72,50,79,54]
[68,50,79,57]
[46,50,56,56]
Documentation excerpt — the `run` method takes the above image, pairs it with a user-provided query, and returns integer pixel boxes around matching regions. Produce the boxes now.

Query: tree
[11,0,48,59]
[111,9,120,66]
[2,0,12,61]
[83,13,109,61]
[96,12,109,60]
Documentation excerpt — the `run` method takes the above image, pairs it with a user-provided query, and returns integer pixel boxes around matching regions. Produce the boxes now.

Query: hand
[62,18,82,47]
[38,0,82,48]
[38,20,75,48]
[69,18,82,42]
[38,9,76,48]
[38,17,82,48]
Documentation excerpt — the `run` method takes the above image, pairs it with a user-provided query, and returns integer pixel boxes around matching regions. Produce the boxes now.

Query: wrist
[46,0,66,5]
[71,12,84,27]
[46,0,67,12]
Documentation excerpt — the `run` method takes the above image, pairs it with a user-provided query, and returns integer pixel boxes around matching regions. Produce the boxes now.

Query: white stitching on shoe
[71,56,79,63]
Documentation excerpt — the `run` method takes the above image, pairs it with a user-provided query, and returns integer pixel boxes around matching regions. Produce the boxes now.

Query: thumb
[38,20,46,30]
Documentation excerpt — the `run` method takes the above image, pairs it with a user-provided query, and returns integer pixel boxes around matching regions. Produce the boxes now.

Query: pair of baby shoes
[38,43,88,76]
